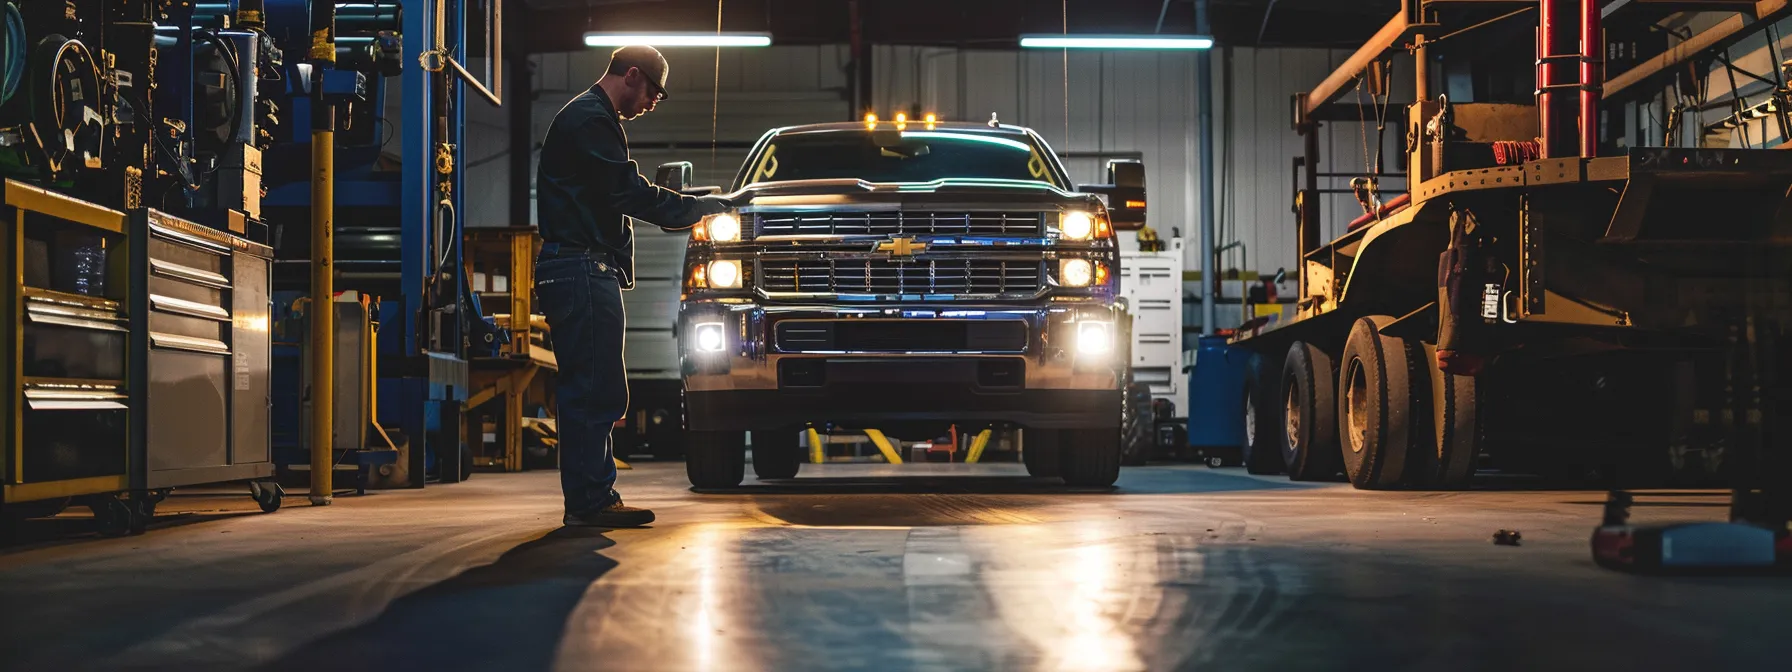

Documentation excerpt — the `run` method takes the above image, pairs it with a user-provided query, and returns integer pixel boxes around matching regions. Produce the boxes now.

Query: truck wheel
[1120,382,1155,466]
[1425,346,1481,489]
[1242,352,1285,475]
[1060,429,1122,487]
[1281,341,1343,481]
[686,431,746,488]
[751,429,802,480]
[1338,317,1424,490]
[1022,428,1062,478]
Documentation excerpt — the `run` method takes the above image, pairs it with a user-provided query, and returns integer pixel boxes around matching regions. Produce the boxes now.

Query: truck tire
[1339,317,1424,490]
[1281,341,1343,481]
[1060,428,1122,487]
[1022,428,1062,478]
[1425,345,1481,489]
[751,429,802,480]
[1120,382,1155,466]
[1242,351,1285,474]
[686,430,746,488]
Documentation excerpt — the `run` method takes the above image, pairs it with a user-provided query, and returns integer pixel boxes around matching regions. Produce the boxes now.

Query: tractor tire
[1339,317,1426,490]
[1120,382,1156,466]
[1424,342,1481,489]
[1281,341,1343,481]
[1242,351,1286,475]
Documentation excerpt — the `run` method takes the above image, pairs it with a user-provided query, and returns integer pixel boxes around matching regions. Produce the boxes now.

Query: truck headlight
[1060,259,1093,287]
[1076,321,1112,356]
[694,322,726,353]
[695,212,742,242]
[1059,211,1110,241]
[708,260,742,289]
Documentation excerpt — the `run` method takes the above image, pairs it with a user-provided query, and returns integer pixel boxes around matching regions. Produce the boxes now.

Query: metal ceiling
[517,0,1407,53]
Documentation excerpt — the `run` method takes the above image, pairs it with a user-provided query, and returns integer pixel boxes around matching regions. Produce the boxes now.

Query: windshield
[735,129,1066,189]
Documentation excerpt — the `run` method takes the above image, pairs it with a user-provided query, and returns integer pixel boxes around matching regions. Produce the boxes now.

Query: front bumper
[679,301,1125,431]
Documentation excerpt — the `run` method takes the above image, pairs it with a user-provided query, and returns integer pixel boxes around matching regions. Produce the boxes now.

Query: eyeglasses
[636,68,668,102]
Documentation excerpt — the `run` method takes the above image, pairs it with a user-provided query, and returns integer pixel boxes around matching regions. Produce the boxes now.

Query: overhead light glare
[1019,34,1213,50]
[584,32,773,48]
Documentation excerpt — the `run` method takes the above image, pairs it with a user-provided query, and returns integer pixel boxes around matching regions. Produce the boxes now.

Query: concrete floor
[1,461,1785,671]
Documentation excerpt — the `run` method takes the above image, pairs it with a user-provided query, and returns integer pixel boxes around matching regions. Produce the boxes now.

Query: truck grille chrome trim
[759,258,1043,297]
[753,211,1046,237]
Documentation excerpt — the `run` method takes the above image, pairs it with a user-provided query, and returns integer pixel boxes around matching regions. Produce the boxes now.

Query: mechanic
[535,45,730,527]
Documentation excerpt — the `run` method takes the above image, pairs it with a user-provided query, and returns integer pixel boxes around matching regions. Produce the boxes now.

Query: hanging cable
[711,0,723,176]
[1062,0,1069,148]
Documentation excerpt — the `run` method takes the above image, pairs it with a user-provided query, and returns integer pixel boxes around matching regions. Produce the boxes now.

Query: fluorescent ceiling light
[1019,34,1213,49]
[584,32,772,47]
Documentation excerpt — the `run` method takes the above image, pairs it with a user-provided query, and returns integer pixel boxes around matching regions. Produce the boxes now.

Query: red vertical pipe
[1538,0,1580,158]
[1579,0,1603,157]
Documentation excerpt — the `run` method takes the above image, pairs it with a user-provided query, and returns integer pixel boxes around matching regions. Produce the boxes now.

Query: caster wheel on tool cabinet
[686,430,746,488]
[1338,317,1427,490]
[1242,352,1287,475]
[1282,341,1344,481]
[90,495,137,538]
[751,428,802,480]
[1059,429,1122,487]
[251,481,285,513]
[1022,428,1062,479]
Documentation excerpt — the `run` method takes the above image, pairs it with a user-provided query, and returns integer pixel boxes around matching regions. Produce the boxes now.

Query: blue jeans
[535,252,628,514]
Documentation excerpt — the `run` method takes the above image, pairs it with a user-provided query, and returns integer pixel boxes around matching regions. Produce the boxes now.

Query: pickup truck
[656,118,1146,488]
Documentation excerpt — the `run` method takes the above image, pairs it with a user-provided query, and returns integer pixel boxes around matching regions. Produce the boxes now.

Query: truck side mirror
[1080,159,1147,230]
[654,161,694,191]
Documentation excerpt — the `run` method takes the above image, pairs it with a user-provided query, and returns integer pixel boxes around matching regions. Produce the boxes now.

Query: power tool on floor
[1591,490,1788,573]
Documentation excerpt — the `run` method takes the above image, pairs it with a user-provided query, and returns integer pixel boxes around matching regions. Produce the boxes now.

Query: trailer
[1229,0,1792,518]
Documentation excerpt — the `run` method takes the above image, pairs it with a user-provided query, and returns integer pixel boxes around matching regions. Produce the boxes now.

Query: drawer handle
[26,311,129,332]
[150,332,231,355]
[27,399,129,410]
[150,294,231,321]
[149,220,232,254]
[151,259,231,289]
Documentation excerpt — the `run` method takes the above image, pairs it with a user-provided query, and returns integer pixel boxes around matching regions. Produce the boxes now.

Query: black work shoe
[563,502,655,528]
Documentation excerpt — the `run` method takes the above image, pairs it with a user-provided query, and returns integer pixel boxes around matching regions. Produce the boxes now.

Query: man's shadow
[262,528,620,671]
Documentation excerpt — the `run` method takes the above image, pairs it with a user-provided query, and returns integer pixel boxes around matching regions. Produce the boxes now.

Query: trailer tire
[1060,429,1122,487]
[686,430,746,488]
[1243,352,1286,475]
[751,429,802,480]
[1022,428,1062,478]
[1339,317,1424,490]
[1426,349,1481,489]
[1281,341,1342,481]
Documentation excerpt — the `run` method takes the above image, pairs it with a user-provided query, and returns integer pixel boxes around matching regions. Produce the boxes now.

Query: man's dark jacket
[535,85,718,286]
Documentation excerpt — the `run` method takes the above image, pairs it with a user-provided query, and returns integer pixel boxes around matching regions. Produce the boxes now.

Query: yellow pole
[965,429,993,464]
[863,429,904,464]
[309,121,335,506]
[807,427,825,464]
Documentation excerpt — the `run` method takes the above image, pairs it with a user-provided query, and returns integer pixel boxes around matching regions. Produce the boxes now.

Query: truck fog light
[1077,321,1112,356]
[1060,259,1093,287]
[708,260,742,289]
[694,322,726,352]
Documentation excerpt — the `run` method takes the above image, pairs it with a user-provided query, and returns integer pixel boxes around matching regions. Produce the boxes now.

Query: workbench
[464,227,557,472]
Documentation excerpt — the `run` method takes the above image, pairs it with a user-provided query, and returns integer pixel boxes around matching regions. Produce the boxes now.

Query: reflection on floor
[1,462,1785,670]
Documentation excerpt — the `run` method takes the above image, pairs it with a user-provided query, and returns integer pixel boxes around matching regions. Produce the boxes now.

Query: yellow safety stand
[807,427,826,464]
[862,429,905,464]
[964,430,994,463]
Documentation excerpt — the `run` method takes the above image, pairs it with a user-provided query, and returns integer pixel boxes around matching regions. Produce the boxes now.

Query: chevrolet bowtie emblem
[875,236,927,257]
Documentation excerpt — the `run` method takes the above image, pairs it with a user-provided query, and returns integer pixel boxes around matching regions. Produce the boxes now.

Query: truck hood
[727,178,1098,209]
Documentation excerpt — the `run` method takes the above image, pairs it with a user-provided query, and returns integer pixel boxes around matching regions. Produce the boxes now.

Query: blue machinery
[252,0,497,497]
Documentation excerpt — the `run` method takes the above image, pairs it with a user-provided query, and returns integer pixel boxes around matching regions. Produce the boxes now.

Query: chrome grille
[754,211,1046,237]
[760,259,1043,296]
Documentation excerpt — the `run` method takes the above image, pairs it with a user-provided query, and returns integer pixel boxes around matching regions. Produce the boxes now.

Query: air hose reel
[27,33,103,180]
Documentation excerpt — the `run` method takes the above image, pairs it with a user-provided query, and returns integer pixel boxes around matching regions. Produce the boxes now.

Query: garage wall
[520,45,1404,279]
